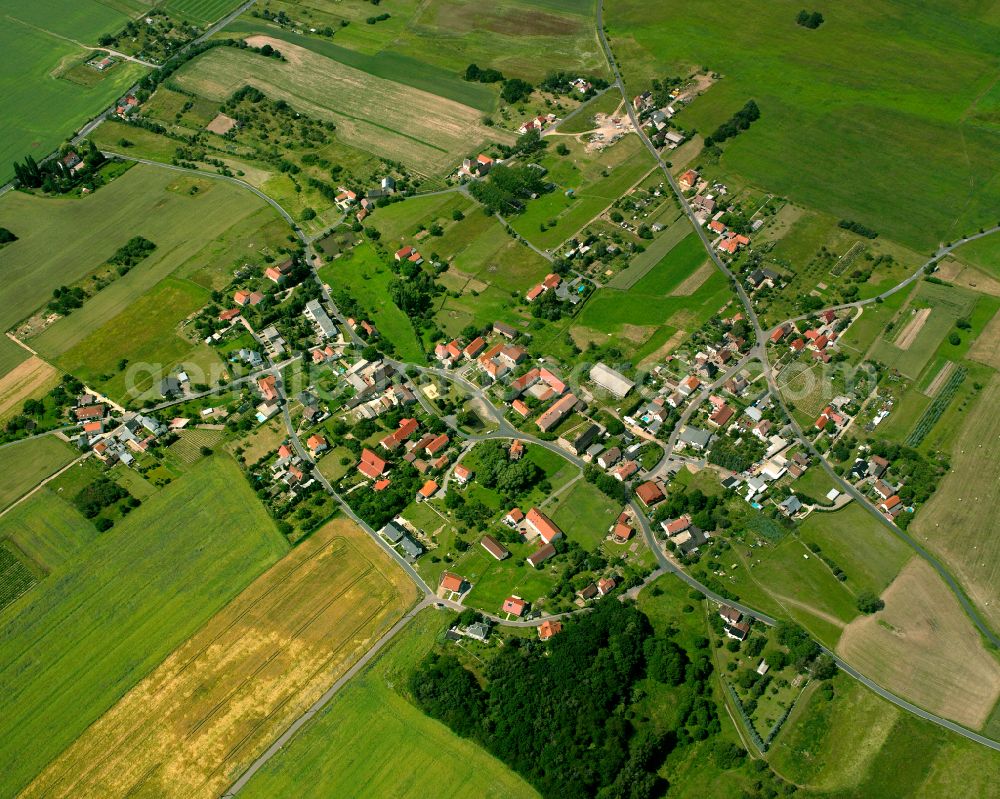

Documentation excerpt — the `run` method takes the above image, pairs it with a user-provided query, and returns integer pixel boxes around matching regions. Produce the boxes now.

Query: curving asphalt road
[594,0,1000,750]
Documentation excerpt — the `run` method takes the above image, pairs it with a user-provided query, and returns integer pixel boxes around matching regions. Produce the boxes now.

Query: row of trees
[705,100,760,147]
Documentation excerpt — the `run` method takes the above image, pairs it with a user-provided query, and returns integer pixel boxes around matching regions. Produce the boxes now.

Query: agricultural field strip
[28,535,397,797]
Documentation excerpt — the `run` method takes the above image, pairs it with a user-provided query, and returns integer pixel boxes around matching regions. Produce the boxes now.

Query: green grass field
[869,281,979,379]
[558,90,624,134]
[0,456,286,796]
[318,243,424,362]
[0,435,78,510]
[240,608,539,799]
[53,277,211,402]
[229,0,607,86]
[163,0,242,25]
[0,165,273,336]
[0,337,30,378]
[605,0,1000,251]
[798,503,912,596]
[546,479,620,550]
[769,672,1000,796]
[0,487,94,571]
[0,0,147,180]
[573,232,731,350]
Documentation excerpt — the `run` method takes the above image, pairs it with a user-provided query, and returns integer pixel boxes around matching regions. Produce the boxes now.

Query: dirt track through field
[836,559,1000,729]
[894,307,931,349]
[923,360,955,397]
[24,519,417,799]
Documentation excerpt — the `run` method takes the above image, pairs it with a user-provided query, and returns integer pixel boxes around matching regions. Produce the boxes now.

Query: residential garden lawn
[0,0,147,180]
[511,134,655,250]
[0,455,287,797]
[52,277,213,403]
[571,233,733,352]
[25,517,417,799]
[837,558,1000,730]
[0,165,277,338]
[0,435,77,510]
[317,243,424,362]
[240,607,539,799]
[545,479,620,551]
[0,488,94,572]
[797,503,912,597]
[174,41,505,175]
[459,543,559,613]
[316,446,354,483]
[913,373,1000,634]
[769,671,1000,797]
[604,0,1000,251]
[787,466,838,506]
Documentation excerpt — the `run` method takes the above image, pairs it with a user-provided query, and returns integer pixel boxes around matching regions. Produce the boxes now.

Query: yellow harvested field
[175,40,505,175]
[967,308,1000,369]
[894,307,931,350]
[25,517,418,799]
[913,374,1000,631]
[670,260,713,295]
[836,559,1000,729]
[0,355,59,421]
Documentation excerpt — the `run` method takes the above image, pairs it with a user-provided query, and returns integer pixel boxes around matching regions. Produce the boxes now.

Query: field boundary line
[183,563,380,737]
[221,596,430,796]
[30,536,357,795]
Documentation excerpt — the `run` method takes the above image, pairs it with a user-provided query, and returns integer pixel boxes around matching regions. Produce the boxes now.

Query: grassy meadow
[837,558,1000,730]
[769,671,1000,796]
[0,435,78,510]
[604,0,1000,251]
[0,456,287,796]
[227,0,608,85]
[0,0,147,180]
[571,232,732,354]
[0,165,275,335]
[240,608,540,799]
[318,243,425,362]
[163,0,242,25]
[174,41,504,175]
[913,373,1000,633]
